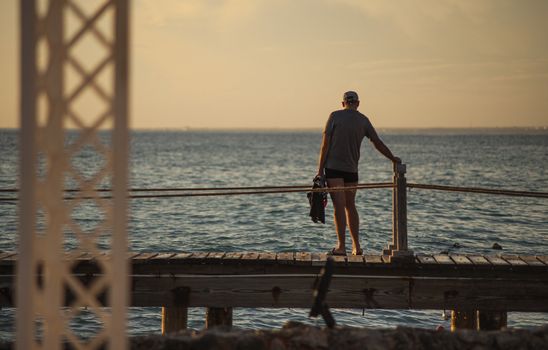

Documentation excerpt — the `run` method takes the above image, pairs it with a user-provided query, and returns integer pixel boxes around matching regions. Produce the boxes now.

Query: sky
[1,0,547,129]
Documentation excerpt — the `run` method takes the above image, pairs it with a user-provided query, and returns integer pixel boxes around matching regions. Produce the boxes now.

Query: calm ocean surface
[0,129,547,339]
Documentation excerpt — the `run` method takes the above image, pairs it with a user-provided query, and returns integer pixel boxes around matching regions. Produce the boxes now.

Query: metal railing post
[384,163,414,262]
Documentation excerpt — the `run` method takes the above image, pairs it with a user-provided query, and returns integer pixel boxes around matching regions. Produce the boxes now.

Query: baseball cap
[343,91,359,102]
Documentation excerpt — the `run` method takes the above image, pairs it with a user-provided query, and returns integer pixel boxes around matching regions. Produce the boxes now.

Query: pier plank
[276,252,294,264]
[258,252,277,263]
[129,274,548,311]
[364,255,384,264]
[484,256,510,266]
[206,252,226,260]
[222,252,242,261]
[188,252,210,262]
[171,252,193,260]
[536,256,548,265]
[311,253,328,266]
[331,255,347,265]
[411,278,548,311]
[432,255,454,265]
[4,253,17,260]
[2,252,18,261]
[450,255,473,265]
[467,255,491,266]
[295,252,312,266]
[128,252,142,259]
[0,252,15,260]
[154,253,177,260]
[519,255,545,267]
[240,252,259,261]
[132,275,410,309]
[501,255,528,267]
[134,253,159,261]
[347,255,365,266]
[416,255,437,265]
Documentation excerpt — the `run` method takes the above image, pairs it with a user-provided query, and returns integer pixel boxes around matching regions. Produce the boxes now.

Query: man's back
[324,109,373,173]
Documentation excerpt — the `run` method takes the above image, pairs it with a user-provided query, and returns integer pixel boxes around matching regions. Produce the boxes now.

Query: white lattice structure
[17,0,129,348]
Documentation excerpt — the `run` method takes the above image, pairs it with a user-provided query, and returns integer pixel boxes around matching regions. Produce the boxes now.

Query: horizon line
[1,126,547,132]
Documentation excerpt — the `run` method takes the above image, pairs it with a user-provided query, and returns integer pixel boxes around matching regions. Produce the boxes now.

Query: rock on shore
[131,321,548,350]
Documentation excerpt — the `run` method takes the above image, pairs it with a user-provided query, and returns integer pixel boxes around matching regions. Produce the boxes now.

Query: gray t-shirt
[323,109,374,173]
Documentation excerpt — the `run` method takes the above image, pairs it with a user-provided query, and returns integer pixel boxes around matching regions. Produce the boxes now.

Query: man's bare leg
[327,178,346,254]
[344,182,361,255]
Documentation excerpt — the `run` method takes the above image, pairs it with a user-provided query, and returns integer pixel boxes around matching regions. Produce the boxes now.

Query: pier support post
[385,163,414,262]
[477,310,507,330]
[451,310,507,331]
[162,287,190,335]
[451,310,477,331]
[206,307,233,328]
[162,306,188,335]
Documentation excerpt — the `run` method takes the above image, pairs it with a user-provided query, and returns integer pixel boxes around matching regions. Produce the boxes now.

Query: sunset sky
[1,0,547,129]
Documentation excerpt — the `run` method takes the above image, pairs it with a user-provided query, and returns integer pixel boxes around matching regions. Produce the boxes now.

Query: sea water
[0,129,547,339]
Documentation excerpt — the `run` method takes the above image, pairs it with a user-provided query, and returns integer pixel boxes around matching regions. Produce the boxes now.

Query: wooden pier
[3,164,548,334]
[1,251,547,332]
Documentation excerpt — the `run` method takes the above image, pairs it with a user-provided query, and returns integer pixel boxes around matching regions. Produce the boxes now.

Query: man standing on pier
[317,91,401,256]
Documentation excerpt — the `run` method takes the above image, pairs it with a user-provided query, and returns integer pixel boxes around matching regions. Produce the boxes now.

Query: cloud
[333,0,491,24]
[136,0,261,27]
[330,0,493,49]
[331,0,548,61]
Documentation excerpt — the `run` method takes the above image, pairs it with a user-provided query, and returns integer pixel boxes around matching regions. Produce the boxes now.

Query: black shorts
[325,168,358,183]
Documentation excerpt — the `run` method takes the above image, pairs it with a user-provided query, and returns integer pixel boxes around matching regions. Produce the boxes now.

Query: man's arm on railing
[369,128,401,164]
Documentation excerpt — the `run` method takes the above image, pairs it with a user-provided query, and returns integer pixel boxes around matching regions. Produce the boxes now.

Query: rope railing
[0,182,547,201]
[0,182,394,201]
[0,183,393,193]
[407,183,548,199]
